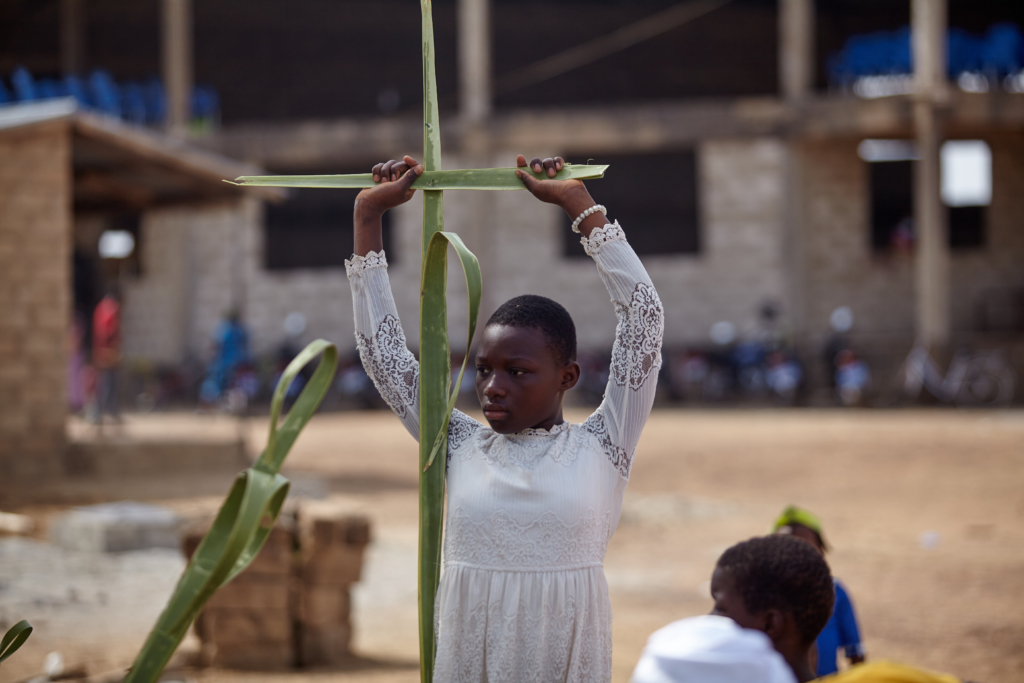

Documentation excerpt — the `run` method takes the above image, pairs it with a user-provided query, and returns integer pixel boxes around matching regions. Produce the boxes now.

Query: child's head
[772,505,828,554]
[475,295,580,433]
[711,535,834,681]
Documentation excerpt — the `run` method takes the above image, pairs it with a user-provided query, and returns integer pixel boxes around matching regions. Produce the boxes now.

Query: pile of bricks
[183,503,371,670]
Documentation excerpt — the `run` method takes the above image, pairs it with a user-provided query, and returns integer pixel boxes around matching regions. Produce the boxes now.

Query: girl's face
[474,324,580,434]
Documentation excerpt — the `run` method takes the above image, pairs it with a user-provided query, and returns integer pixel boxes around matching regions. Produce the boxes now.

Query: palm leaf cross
[231,3,606,680]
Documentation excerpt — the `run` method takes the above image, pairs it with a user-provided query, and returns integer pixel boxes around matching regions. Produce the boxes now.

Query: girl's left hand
[515,155,590,209]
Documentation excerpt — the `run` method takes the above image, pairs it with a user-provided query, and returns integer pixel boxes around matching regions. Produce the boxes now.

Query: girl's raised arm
[578,221,664,479]
[517,154,665,479]
[348,157,481,450]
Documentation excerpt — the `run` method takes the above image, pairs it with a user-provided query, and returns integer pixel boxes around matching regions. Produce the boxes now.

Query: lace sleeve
[579,222,664,479]
[347,251,421,439]
[347,251,483,449]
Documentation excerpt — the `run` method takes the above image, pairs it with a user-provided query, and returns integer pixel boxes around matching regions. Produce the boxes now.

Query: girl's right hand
[355,155,423,216]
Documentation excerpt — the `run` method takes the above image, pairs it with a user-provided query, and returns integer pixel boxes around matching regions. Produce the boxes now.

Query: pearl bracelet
[570,204,608,233]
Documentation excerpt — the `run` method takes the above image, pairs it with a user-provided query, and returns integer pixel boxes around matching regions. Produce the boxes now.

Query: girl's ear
[560,361,581,391]
[762,608,787,641]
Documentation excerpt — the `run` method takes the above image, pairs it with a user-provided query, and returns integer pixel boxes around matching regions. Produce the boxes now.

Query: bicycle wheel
[955,357,1015,407]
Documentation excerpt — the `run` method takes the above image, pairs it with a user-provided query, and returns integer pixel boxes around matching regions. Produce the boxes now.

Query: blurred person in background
[91,286,122,424]
[835,350,871,407]
[709,535,835,683]
[200,307,250,407]
[773,506,866,677]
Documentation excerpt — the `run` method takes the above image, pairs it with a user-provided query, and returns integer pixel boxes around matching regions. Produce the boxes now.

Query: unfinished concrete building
[4,0,1023,402]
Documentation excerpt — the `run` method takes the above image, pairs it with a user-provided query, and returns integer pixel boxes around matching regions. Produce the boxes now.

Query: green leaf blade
[0,620,32,665]
[230,164,609,190]
[123,341,338,683]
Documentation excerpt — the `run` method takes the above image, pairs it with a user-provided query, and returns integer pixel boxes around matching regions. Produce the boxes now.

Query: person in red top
[92,288,122,423]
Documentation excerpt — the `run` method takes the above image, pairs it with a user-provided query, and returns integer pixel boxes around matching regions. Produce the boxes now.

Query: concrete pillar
[161,0,193,136]
[778,0,814,100]
[60,0,87,76]
[458,0,495,319]
[778,0,814,344]
[458,0,491,124]
[912,0,950,349]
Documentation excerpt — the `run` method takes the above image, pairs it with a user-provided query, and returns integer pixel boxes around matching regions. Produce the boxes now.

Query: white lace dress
[346,222,664,683]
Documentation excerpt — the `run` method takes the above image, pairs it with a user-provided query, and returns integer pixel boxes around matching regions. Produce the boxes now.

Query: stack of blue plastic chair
[4,66,216,128]
[829,22,1024,87]
[827,27,912,85]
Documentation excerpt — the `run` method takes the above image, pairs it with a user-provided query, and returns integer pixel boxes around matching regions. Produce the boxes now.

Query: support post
[161,0,193,136]
[458,0,491,124]
[60,0,86,76]
[458,0,495,317]
[778,0,814,101]
[778,0,813,354]
[912,0,949,350]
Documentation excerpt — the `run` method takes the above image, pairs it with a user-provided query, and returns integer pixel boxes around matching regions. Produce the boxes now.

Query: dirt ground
[2,408,1023,683]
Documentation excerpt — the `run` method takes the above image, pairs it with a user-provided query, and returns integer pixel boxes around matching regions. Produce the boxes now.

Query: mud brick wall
[184,506,370,670]
[0,124,71,478]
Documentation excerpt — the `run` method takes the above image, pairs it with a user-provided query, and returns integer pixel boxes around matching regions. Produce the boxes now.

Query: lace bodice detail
[346,223,663,683]
[445,507,612,571]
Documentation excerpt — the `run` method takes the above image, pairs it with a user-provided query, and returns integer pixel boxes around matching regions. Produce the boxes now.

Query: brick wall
[0,124,71,477]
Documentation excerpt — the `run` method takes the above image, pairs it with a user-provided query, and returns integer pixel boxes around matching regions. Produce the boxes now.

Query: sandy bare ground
[2,408,1022,683]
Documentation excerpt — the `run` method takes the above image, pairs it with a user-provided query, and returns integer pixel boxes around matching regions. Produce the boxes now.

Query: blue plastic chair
[11,67,37,101]
[63,75,90,106]
[35,78,64,100]
[143,78,166,125]
[191,85,220,120]
[982,23,1024,76]
[948,28,984,76]
[88,70,121,117]
[120,82,148,124]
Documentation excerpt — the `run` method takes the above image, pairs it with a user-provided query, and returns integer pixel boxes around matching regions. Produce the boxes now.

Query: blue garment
[200,321,249,402]
[816,579,864,677]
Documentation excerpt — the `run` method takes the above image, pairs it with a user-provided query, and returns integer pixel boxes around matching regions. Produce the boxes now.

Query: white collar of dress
[512,421,570,437]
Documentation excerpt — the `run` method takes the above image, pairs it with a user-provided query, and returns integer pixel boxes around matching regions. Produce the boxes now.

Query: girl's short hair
[487,295,577,365]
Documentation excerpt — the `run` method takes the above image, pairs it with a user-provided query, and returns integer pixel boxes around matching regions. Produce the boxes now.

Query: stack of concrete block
[186,525,295,670]
[51,501,181,552]
[294,507,370,667]
[183,503,371,671]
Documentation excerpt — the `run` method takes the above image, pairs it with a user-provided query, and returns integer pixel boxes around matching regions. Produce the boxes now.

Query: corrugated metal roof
[0,99,285,209]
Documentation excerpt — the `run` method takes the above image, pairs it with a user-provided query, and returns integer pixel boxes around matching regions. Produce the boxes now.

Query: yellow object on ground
[819,661,961,683]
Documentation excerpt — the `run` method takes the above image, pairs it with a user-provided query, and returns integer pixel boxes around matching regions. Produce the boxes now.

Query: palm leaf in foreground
[0,620,32,666]
[123,340,339,683]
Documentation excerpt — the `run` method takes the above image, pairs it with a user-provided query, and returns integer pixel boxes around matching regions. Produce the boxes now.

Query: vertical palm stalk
[417,2,447,680]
